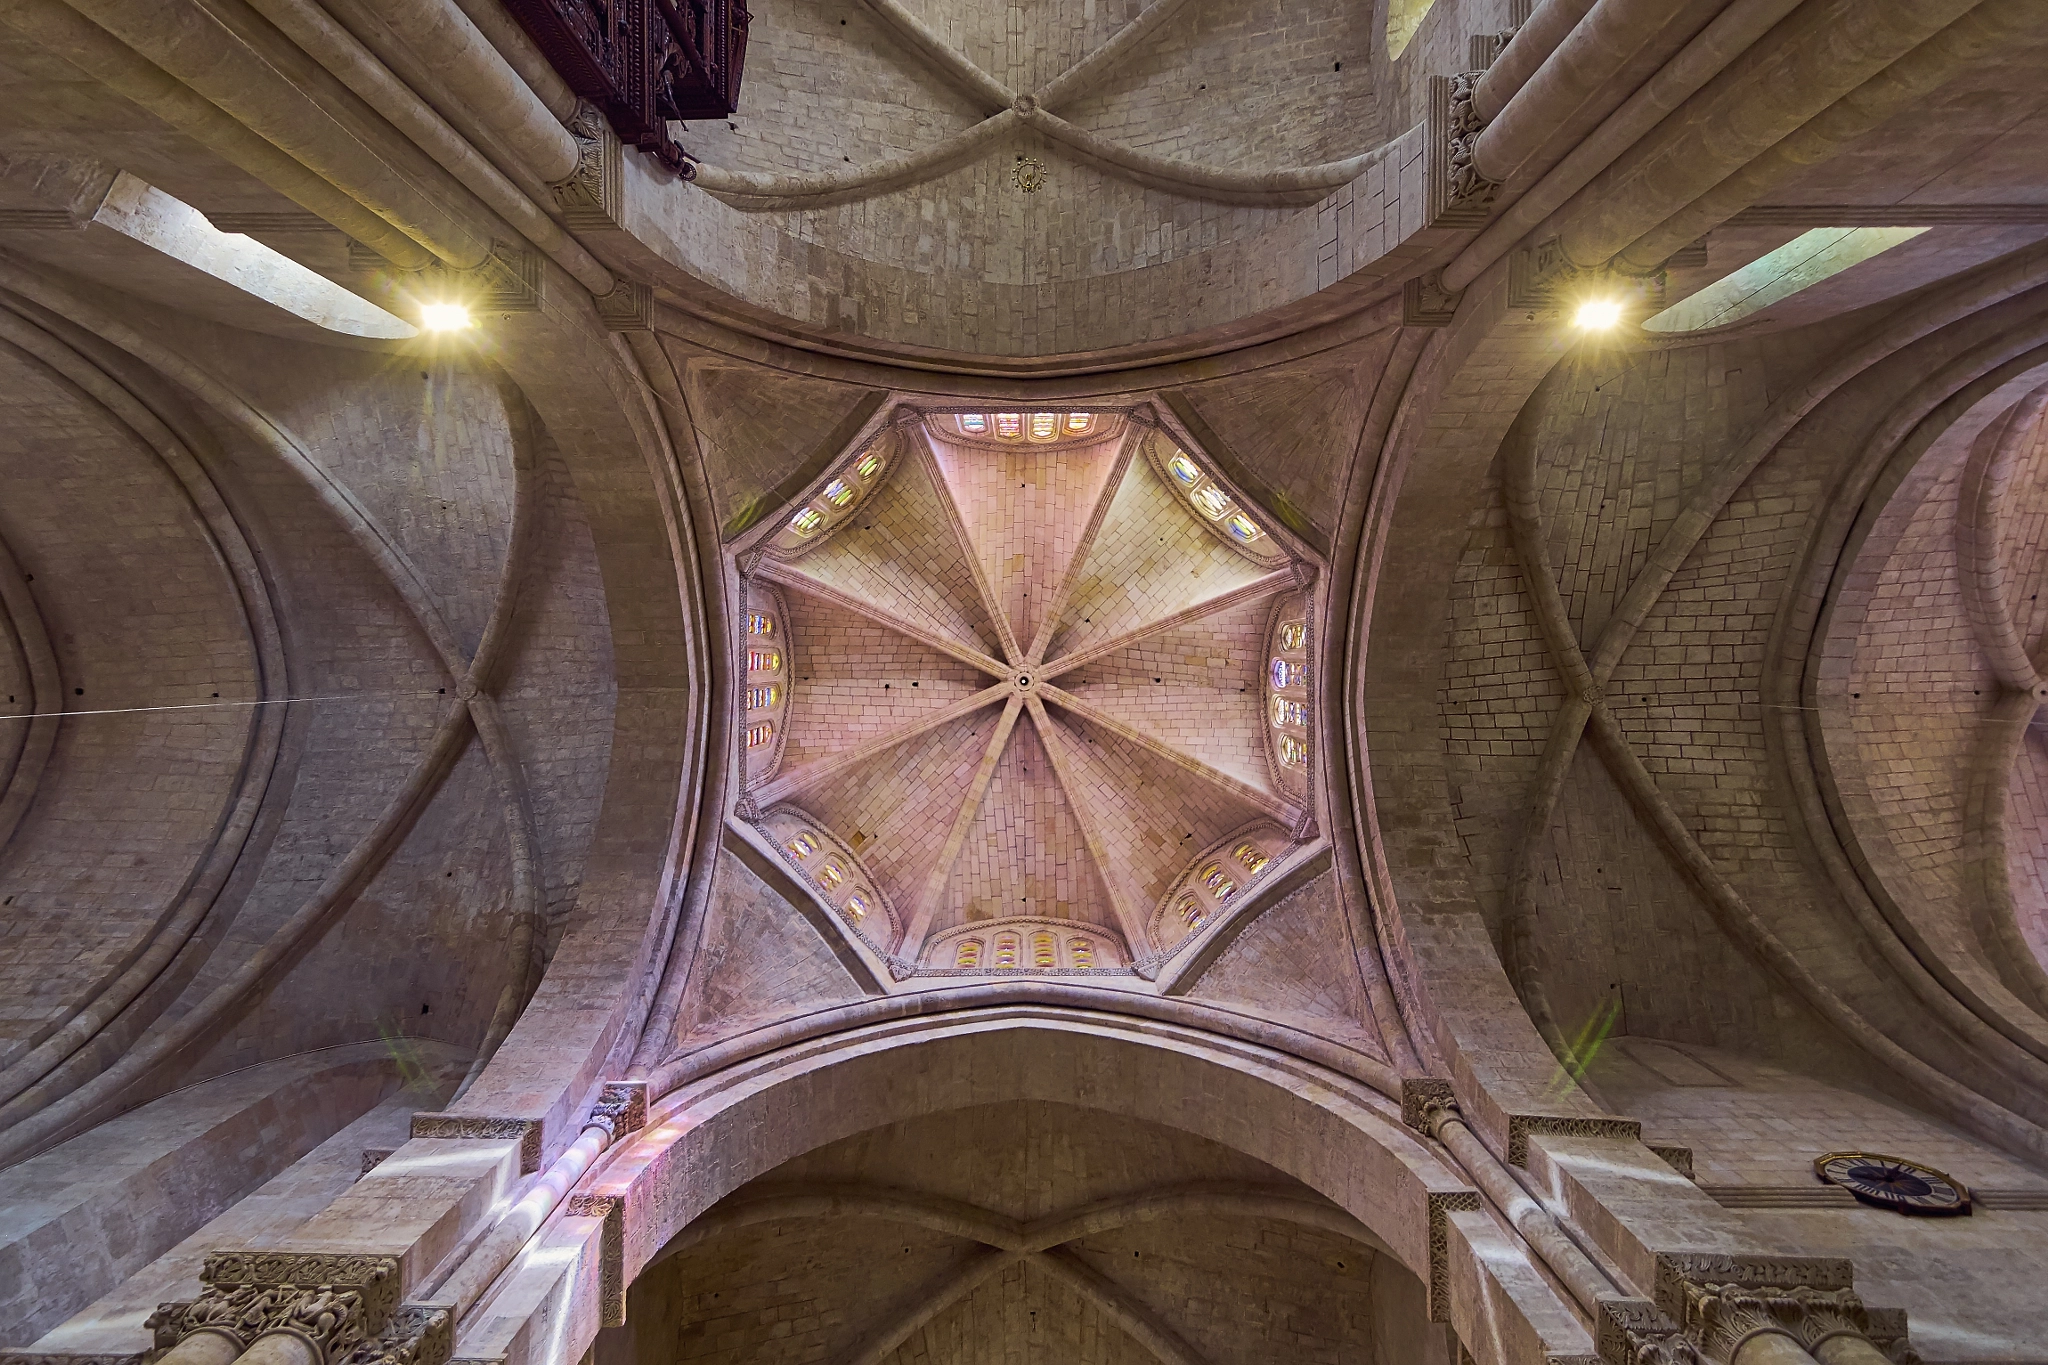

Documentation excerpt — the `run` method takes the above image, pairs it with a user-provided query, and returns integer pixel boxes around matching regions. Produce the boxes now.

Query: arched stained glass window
[995,413,1023,438]
[994,933,1020,968]
[816,860,845,891]
[746,721,776,749]
[1030,413,1058,440]
[956,937,984,967]
[855,450,883,480]
[1279,734,1308,768]
[1270,696,1307,727]
[1279,620,1306,650]
[1168,452,1201,487]
[958,414,988,435]
[1178,894,1205,928]
[1190,484,1233,521]
[1270,658,1305,689]
[1032,931,1056,967]
[1224,513,1264,545]
[1068,937,1094,967]
[845,892,870,923]
[750,648,782,673]
[747,611,775,636]
[785,830,818,858]
[822,478,856,509]
[790,507,824,537]
[1200,862,1238,901]
[1233,843,1270,876]
[1065,413,1092,433]
[746,685,781,710]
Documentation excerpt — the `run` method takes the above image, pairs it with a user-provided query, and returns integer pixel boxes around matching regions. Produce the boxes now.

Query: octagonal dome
[729,402,1323,985]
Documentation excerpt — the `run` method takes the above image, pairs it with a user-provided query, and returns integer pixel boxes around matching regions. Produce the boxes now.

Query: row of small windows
[789,449,884,538]
[744,610,784,750]
[785,829,875,924]
[954,931,1096,969]
[1166,451,1265,546]
[1175,843,1274,930]
[1270,616,1310,771]
[954,412,1096,441]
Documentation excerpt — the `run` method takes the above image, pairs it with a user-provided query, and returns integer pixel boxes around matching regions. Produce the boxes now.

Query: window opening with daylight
[1644,227,1930,333]
[956,937,984,967]
[1030,413,1058,439]
[786,830,818,858]
[1032,932,1057,966]
[817,860,845,891]
[1279,734,1308,767]
[746,685,781,710]
[1178,895,1205,928]
[855,451,883,479]
[958,414,988,434]
[749,649,782,673]
[1201,862,1238,901]
[845,892,870,923]
[1271,658,1305,688]
[1279,620,1306,650]
[745,721,775,748]
[1234,843,1270,876]
[790,507,824,537]
[1068,937,1094,967]
[995,413,1023,437]
[994,933,1020,967]
[1168,453,1202,486]
[822,478,855,508]
[1271,696,1307,727]
[747,611,775,636]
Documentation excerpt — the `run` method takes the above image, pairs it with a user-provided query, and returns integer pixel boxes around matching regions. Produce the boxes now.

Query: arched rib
[1027,436,1137,666]
[1038,682,1298,825]
[692,112,1019,210]
[0,524,59,862]
[753,682,1011,810]
[1958,386,2048,692]
[648,1185,1023,1265]
[912,427,1021,664]
[1031,1249,1209,1365]
[1039,570,1296,681]
[838,1249,1023,1365]
[1026,695,1154,956]
[755,558,1010,678]
[1022,107,1390,204]
[898,695,1023,953]
[852,0,1013,111]
[1018,1183,1389,1256]
[1031,0,1197,109]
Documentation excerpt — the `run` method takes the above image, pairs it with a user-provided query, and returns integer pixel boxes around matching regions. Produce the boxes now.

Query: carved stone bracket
[1427,73,1500,229]
[565,1193,627,1326]
[1402,271,1464,327]
[1507,1114,1642,1167]
[1400,1077,1456,1133]
[594,281,653,332]
[145,1255,400,1364]
[551,102,624,231]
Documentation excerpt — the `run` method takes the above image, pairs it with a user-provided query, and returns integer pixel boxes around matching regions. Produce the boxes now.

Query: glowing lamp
[420,302,472,332]
[1573,298,1625,330]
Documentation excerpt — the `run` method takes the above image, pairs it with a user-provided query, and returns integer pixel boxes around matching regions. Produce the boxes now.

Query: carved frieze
[1596,1257,1921,1364]
[1427,73,1499,230]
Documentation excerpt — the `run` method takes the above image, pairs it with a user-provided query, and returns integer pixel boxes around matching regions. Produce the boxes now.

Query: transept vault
[1,1,2047,1364]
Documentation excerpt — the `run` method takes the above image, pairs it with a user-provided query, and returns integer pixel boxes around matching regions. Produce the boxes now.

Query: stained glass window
[1224,513,1264,544]
[785,830,818,857]
[747,685,781,710]
[994,933,1020,967]
[750,649,782,673]
[856,450,883,479]
[822,478,855,508]
[1030,413,1058,440]
[790,507,824,536]
[745,721,776,749]
[1233,842,1270,876]
[995,413,1023,438]
[1178,894,1205,928]
[1270,696,1307,727]
[1068,937,1094,967]
[816,860,845,891]
[1032,932,1056,967]
[958,414,987,435]
[956,937,983,967]
[747,612,775,636]
[845,892,870,922]
[1065,413,1092,433]
[1190,483,1233,520]
[1279,734,1308,768]
[1168,452,1201,486]
[1200,862,1237,901]
[1270,658,1305,688]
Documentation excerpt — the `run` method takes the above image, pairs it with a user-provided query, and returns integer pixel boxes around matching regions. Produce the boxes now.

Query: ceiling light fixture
[420,302,473,332]
[1573,298,1625,331]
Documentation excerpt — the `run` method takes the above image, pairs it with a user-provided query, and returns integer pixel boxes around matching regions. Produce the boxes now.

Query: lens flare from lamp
[420,302,472,332]
[1573,298,1624,330]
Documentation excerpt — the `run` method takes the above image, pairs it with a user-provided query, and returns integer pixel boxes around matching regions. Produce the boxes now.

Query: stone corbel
[144,1254,453,1365]
[1507,238,1668,317]
[550,102,625,233]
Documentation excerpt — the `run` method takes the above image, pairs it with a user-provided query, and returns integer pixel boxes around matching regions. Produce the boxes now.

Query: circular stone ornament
[1814,1151,1971,1215]
[1011,156,1047,193]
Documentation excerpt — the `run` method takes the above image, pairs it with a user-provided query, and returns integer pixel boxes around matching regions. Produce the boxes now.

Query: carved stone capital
[144,1258,450,1365]
[1594,1255,1919,1364]
[594,280,653,332]
[551,101,625,231]
[584,1082,648,1143]
[1400,1078,1456,1134]
[1426,72,1499,229]
[1402,271,1463,327]
[409,1113,544,1173]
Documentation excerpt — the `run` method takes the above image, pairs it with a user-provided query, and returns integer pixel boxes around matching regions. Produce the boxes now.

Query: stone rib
[756,559,1009,678]
[1039,569,1296,680]
[754,682,1011,809]
[1026,695,1152,957]
[1027,437,1139,664]
[898,695,1024,953]
[1037,683,1298,826]
[913,428,1023,665]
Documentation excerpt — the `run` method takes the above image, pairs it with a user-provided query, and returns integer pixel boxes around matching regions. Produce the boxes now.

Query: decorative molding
[0,208,87,230]
[1646,1143,1695,1181]
[359,1149,395,1177]
[1426,1190,1482,1322]
[1426,73,1499,229]
[409,1114,544,1173]
[566,1194,627,1326]
[0,1353,144,1365]
[1505,1114,1642,1167]
[1403,270,1463,327]
[1731,203,2048,227]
